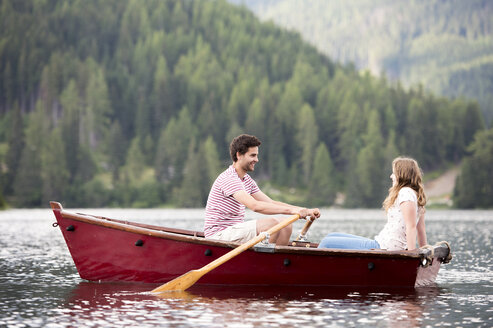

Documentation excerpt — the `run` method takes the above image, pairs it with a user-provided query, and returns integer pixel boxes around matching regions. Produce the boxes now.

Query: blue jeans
[317,232,380,250]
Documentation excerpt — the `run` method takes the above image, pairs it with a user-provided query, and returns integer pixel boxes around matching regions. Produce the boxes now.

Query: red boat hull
[51,202,446,288]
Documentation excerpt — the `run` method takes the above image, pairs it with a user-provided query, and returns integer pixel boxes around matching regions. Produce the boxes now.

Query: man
[204,134,321,245]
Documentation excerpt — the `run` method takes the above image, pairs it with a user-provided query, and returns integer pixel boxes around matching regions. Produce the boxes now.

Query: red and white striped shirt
[204,165,260,237]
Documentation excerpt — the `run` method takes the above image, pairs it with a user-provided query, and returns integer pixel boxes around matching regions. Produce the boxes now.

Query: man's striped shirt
[204,165,260,237]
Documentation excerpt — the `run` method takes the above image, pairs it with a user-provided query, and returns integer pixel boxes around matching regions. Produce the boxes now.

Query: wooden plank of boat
[50,201,452,288]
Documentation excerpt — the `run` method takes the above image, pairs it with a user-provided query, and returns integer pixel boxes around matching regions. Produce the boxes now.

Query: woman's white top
[375,187,419,250]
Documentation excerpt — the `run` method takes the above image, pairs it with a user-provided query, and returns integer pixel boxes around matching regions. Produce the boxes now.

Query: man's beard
[243,162,255,172]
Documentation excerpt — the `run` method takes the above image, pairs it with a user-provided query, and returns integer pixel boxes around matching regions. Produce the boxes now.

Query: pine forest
[0,0,491,209]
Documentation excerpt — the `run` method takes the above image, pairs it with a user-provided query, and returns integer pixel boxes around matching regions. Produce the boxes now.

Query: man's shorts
[209,220,257,243]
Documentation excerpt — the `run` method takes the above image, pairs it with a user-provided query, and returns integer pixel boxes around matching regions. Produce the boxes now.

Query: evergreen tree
[453,128,493,208]
[296,103,319,185]
[315,80,341,156]
[273,154,289,186]
[142,134,154,166]
[40,127,69,204]
[384,129,399,174]
[346,110,387,207]
[266,115,288,183]
[155,124,171,184]
[225,122,243,150]
[135,88,153,148]
[120,136,148,206]
[60,80,81,181]
[420,96,447,169]
[336,95,365,174]
[274,82,304,167]
[170,1,188,29]
[3,61,13,107]
[308,142,337,206]
[276,81,303,130]
[0,190,6,209]
[462,101,485,147]
[74,145,98,186]
[244,80,269,141]
[154,107,196,184]
[152,55,174,134]
[446,99,467,162]
[106,121,127,181]
[82,63,112,150]
[12,102,47,207]
[3,103,24,195]
[203,136,221,189]
[227,79,254,126]
[404,98,426,165]
[196,99,228,148]
[116,0,142,66]
[290,57,324,106]
[121,136,147,186]
[175,139,205,207]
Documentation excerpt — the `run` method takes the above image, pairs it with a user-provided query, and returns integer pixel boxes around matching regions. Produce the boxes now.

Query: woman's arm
[417,207,427,247]
[401,201,418,250]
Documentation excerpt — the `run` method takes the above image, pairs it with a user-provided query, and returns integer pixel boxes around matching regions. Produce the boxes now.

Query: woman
[318,157,427,251]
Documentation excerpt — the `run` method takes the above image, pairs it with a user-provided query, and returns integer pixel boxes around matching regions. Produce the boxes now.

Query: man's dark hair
[230,134,261,162]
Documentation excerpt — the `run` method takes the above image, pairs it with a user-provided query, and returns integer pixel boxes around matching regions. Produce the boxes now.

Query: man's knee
[271,217,293,234]
[282,222,292,234]
[275,217,293,233]
[256,217,276,234]
[256,217,291,234]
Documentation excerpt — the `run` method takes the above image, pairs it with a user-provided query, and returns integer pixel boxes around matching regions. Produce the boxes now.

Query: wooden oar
[151,214,300,294]
[295,216,315,242]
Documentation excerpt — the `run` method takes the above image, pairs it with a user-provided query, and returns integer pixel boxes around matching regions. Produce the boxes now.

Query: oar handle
[295,216,314,241]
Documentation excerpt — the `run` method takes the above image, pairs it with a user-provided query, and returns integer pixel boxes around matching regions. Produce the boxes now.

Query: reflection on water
[0,208,492,327]
[60,282,442,327]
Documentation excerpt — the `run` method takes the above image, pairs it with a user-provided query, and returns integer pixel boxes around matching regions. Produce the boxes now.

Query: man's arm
[233,190,320,218]
[252,191,320,218]
[252,190,299,209]
[252,191,320,213]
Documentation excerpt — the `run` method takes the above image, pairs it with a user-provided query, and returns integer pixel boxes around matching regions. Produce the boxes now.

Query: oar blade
[151,269,203,294]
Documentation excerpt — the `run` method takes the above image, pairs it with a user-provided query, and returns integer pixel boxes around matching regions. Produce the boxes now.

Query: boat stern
[415,242,452,287]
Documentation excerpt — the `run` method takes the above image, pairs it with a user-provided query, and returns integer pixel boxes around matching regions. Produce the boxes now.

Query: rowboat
[50,202,452,288]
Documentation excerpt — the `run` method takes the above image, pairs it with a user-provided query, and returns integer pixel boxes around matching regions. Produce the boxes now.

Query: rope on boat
[435,240,453,264]
[419,244,434,267]
[419,240,453,267]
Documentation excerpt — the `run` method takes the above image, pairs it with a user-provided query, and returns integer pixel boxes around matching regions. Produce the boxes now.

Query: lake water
[0,207,492,327]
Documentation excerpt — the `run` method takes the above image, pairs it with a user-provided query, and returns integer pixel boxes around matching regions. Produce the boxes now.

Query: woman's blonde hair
[383,157,426,211]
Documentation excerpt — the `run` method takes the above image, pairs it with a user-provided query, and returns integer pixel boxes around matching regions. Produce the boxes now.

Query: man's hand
[298,208,310,219]
[298,208,321,219]
[310,208,321,219]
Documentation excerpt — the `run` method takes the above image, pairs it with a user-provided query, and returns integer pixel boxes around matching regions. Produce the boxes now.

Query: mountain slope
[231,0,493,125]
